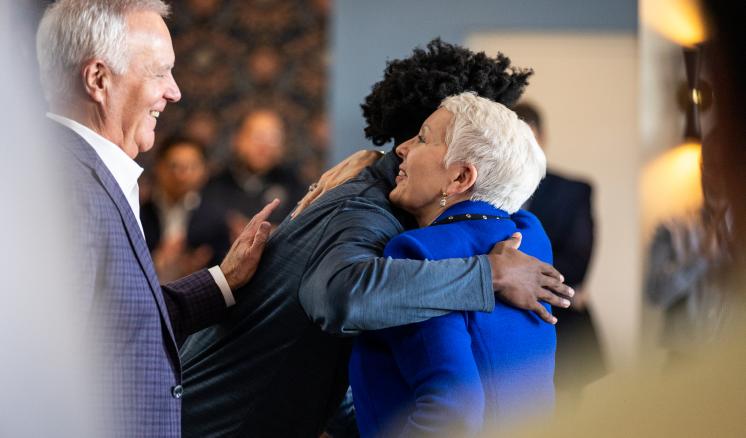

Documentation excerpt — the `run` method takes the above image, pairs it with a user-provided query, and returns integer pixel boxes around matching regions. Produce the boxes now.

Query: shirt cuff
[477,255,496,312]
[208,265,236,307]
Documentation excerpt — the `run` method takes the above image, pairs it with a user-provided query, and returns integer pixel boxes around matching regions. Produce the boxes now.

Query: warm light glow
[641,0,708,46]
[691,88,702,105]
[641,141,703,237]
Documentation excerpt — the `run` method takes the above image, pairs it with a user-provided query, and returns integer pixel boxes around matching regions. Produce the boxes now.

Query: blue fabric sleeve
[299,199,494,335]
[378,236,485,437]
[381,317,485,437]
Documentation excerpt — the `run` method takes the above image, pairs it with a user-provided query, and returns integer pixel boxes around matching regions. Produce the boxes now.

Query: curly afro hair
[362,38,533,146]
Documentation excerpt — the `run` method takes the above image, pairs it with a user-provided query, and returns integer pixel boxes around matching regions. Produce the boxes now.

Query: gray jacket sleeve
[298,199,494,336]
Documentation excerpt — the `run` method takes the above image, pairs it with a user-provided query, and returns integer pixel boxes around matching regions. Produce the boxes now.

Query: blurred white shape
[0,2,96,437]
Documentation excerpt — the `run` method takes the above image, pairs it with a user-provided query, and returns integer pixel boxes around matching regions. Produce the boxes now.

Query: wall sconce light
[677,45,712,144]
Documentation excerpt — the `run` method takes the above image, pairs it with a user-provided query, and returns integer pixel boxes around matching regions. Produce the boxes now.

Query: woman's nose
[396,138,412,159]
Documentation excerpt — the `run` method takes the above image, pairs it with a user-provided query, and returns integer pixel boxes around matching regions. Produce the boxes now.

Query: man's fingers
[254,198,280,223]
[508,232,522,249]
[532,303,557,325]
[491,232,522,252]
[240,222,271,274]
[540,275,573,295]
[540,262,564,283]
[537,288,571,308]
[249,222,272,252]
[244,198,280,233]
[540,275,574,299]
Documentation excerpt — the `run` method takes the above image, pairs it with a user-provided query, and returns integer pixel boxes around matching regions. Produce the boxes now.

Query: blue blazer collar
[436,200,509,222]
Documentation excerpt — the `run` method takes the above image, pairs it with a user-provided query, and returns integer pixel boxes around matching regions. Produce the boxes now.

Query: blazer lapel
[60,127,178,349]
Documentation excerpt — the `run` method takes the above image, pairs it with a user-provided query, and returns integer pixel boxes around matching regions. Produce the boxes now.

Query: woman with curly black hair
[362,38,532,148]
[297,38,533,215]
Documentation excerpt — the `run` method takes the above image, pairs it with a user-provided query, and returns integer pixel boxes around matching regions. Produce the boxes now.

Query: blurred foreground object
[501,0,746,435]
[0,2,96,436]
[507,305,746,437]
[645,131,731,361]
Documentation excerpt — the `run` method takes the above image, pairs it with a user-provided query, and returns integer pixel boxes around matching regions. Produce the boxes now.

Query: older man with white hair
[36,1,276,436]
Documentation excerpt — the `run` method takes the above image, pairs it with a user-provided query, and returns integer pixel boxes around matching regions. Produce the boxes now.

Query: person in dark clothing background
[141,136,212,282]
[514,102,607,395]
[188,108,306,264]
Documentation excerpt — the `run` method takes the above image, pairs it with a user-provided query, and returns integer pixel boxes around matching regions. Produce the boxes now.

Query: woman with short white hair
[349,92,556,437]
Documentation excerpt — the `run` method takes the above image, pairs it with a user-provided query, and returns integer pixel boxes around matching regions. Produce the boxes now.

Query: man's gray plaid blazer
[58,123,228,437]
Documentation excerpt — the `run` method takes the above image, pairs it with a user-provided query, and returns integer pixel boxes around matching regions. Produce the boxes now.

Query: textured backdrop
[154,0,330,182]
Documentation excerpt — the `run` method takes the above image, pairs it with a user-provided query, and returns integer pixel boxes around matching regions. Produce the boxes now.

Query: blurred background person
[514,103,607,397]
[645,126,732,366]
[141,136,212,282]
[188,108,306,264]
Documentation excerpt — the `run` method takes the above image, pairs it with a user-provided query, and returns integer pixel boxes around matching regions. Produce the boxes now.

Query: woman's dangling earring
[440,191,447,207]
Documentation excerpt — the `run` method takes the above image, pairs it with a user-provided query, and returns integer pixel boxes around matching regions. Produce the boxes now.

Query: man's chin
[136,134,156,155]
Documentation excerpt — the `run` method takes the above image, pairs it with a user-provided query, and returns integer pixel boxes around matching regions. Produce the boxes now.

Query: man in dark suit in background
[36,1,276,436]
[514,102,607,394]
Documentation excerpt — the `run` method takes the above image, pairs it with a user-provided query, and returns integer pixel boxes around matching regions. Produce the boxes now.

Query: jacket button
[171,385,183,399]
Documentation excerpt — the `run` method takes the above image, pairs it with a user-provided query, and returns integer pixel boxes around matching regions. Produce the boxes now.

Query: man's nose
[165,73,181,103]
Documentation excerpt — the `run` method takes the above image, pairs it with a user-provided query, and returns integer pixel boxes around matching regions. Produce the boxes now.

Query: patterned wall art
[155,0,330,182]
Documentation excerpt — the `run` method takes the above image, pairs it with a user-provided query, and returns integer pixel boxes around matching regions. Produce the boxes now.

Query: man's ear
[446,163,478,196]
[81,59,111,105]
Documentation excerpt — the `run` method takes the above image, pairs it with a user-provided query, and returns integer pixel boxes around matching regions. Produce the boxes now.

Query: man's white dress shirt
[48,113,235,306]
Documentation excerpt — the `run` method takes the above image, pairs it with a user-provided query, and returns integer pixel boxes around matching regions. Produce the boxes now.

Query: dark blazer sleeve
[531,181,594,287]
[529,174,595,288]
[553,182,594,287]
[162,269,227,346]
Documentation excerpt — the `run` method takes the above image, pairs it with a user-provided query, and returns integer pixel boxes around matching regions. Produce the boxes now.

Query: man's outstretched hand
[487,233,574,324]
[220,199,280,291]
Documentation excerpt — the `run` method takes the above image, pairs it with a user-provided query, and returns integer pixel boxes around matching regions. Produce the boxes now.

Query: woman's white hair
[36,0,170,105]
[441,92,546,214]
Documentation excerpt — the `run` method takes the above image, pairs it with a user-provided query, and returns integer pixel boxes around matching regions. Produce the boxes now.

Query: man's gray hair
[36,0,170,105]
[441,92,546,214]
